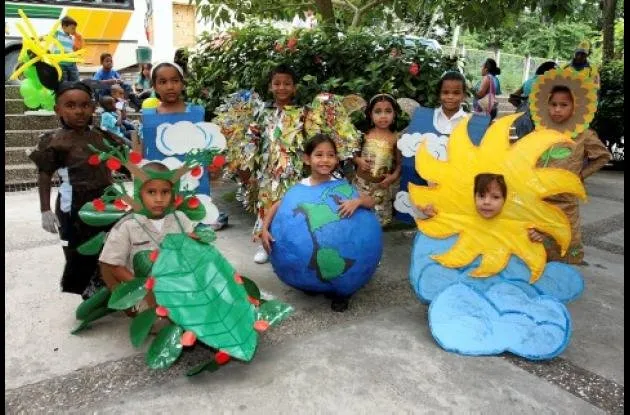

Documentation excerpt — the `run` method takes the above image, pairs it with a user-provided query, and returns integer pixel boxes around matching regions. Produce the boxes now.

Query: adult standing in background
[472,58,502,121]
[564,40,600,86]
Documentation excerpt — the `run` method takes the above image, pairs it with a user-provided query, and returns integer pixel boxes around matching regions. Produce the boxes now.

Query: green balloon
[19,79,37,99]
[23,64,37,81]
[23,93,41,109]
[40,89,55,111]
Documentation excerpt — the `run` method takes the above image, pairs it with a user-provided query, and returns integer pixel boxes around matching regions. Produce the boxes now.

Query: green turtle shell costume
[71,140,293,376]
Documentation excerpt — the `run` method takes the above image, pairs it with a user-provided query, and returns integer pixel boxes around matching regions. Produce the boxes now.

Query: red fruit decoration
[187,196,200,209]
[234,273,244,284]
[191,165,202,178]
[215,351,231,365]
[156,306,169,317]
[113,199,127,211]
[248,296,260,306]
[106,157,122,171]
[149,249,159,262]
[254,320,270,332]
[181,331,197,347]
[409,63,420,76]
[129,151,143,165]
[88,154,101,166]
[92,198,106,212]
[145,276,156,290]
[212,155,226,168]
[174,194,184,208]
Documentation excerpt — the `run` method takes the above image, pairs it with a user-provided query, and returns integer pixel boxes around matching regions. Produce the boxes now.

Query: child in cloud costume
[70,142,293,376]
[408,113,588,360]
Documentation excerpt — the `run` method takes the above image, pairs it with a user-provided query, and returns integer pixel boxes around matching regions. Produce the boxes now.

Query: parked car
[402,35,442,53]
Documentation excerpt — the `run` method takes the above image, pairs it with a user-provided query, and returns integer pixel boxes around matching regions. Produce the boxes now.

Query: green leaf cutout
[77,232,106,255]
[548,147,572,160]
[130,308,157,348]
[133,250,153,280]
[186,359,220,377]
[193,226,217,244]
[71,307,115,335]
[108,278,147,310]
[241,276,261,301]
[257,300,294,327]
[146,324,183,369]
[151,234,258,361]
[75,287,111,320]
[79,203,127,227]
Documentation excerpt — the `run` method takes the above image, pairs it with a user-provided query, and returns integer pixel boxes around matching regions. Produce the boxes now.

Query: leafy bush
[591,60,624,144]
[186,24,459,117]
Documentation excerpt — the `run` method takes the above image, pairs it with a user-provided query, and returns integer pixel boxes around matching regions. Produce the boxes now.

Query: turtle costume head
[529,67,598,138]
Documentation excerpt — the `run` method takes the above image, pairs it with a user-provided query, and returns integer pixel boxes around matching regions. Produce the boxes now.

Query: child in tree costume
[71,143,293,376]
[529,67,611,264]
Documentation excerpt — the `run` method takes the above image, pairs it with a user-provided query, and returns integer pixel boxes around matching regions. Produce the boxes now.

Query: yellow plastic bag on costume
[409,113,586,283]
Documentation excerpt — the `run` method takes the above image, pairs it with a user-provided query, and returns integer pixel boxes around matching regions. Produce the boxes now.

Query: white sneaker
[254,247,269,264]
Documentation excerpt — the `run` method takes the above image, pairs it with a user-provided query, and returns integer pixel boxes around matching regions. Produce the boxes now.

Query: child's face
[102,98,116,112]
[305,141,338,178]
[102,56,113,70]
[140,179,173,218]
[63,24,76,35]
[154,66,184,104]
[142,65,151,78]
[548,91,574,124]
[269,73,296,104]
[55,90,94,130]
[370,100,395,130]
[475,180,506,219]
[440,80,465,113]
[111,87,125,100]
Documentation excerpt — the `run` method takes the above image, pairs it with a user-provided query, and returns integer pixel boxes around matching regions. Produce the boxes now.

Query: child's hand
[419,204,436,218]
[188,232,200,240]
[260,229,275,254]
[378,174,396,189]
[338,199,361,218]
[354,157,370,173]
[528,228,545,243]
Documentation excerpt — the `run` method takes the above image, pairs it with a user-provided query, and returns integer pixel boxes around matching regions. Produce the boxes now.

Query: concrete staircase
[4,84,140,190]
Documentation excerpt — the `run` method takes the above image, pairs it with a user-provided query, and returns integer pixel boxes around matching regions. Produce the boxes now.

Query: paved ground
[4,170,624,414]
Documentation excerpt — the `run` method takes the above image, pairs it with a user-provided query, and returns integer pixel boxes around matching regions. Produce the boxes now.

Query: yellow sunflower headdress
[529,67,598,138]
[409,114,586,283]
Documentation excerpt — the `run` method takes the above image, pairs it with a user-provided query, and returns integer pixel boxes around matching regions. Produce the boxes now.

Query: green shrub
[186,24,459,117]
[591,60,624,144]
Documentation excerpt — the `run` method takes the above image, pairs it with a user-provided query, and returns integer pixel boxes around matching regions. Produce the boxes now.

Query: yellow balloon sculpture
[9,9,86,81]
[409,113,586,283]
[142,97,161,109]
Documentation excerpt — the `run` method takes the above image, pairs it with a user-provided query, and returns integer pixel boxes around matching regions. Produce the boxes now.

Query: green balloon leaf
[130,308,157,348]
[256,300,294,327]
[186,359,220,377]
[241,276,261,301]
[79,202,127,227]
[193,225,217,244]
[177,197,207,221]
[108,278,147,310]
[146,324,183,369]
[133,250,153,280]
[71,307,115,335]
[75,287,111,320]
[77,232,106,255]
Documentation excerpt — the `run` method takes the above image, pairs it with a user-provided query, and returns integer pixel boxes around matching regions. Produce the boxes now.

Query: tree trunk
[314,0,335,23]
[602,0,617,63]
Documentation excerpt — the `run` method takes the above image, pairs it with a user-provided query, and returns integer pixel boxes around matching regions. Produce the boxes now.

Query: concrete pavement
[5,171,624,414]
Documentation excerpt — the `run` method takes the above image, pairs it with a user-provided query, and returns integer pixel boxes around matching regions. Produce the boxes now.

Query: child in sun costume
[529,67,611,264]
[70,143,293,376]
[408,114,588,360]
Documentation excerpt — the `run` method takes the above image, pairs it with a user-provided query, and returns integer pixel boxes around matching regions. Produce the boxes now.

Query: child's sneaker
[254,246,269,264]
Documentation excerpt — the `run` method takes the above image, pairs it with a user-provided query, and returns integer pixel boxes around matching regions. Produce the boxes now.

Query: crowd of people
[31,17,609,315]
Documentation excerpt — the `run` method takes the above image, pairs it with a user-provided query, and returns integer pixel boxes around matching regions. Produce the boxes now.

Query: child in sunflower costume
[529,67,611,264]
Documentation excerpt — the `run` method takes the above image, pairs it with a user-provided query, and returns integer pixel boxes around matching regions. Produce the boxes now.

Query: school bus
[4,0,146,80]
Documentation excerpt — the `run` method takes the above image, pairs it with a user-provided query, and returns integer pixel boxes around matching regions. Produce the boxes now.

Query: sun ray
[416,142,449,183]
[510,129,574,166]
[478,113,517,156]
[534,168,587,201]
[418,217,461,239]
[432,234,480,268]
[446,116,476,164]
[468,246,511,277]
[408,183,437,209]
[519,243,547,283]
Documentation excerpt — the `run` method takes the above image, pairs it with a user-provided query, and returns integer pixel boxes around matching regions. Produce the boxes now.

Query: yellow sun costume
[409,114,586,282]
[529,68,610,264]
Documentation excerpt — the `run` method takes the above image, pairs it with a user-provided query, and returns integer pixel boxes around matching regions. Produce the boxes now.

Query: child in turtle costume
[72,142,293,376]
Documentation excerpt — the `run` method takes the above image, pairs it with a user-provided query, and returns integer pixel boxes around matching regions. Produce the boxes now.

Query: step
[5,85,21,99]
[5,164,39,184]
[6,99,26,114]
[5,130,49,147]
[5,113,141,130]
[6,147,33,166]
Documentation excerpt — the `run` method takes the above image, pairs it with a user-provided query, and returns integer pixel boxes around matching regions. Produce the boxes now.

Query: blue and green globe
[270,180,383,297]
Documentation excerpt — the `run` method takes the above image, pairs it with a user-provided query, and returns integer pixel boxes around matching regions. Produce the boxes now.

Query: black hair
[483,58,501,76]
[474,173,507,198]
[151,62,185,86]
[364,94,401,132]
[142,161,171,173]
[268,64,298,85]
[100,53,112,64]
[60,16,77,27]
[55,81,94,103]
[535,61,558,76]
[139,63,153,82]
[548,85,573,103]
[438,71,467,94]
[99,95,115,110]
[304,133,337,155]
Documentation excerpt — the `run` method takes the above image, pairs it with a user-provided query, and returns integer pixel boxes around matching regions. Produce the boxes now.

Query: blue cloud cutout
[429,282,571,360]
[409,232,584,304]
